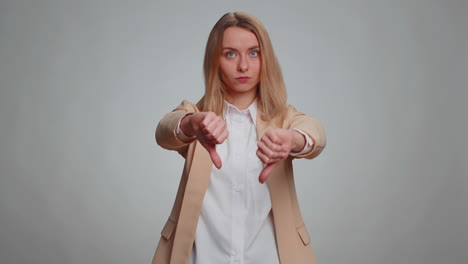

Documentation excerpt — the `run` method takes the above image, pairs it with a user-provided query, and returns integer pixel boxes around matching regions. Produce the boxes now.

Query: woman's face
[219,27,261,100]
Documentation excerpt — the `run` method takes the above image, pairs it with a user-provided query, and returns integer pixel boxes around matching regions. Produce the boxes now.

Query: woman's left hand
[256,129,305,183]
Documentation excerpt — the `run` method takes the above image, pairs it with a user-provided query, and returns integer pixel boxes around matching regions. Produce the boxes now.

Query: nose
[237,55,248,72]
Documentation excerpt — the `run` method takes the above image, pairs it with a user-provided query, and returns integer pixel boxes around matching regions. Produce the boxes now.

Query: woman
[152,12,326,264]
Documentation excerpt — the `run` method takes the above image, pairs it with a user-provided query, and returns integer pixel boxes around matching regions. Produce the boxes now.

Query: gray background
[0,0,466,263]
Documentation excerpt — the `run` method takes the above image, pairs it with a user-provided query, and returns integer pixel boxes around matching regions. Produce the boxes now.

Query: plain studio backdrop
[0,0,466,263]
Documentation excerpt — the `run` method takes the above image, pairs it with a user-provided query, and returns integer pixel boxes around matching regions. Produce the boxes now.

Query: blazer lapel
[256,112,298,263]
[170,141,213,264]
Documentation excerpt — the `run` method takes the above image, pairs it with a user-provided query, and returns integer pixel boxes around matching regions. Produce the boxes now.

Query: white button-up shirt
[179,101,312,264]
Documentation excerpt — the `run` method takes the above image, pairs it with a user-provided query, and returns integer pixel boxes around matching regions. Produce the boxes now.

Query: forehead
[222,27,259,49]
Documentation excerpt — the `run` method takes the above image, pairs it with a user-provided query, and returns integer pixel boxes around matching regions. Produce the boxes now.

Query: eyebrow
[222,46,260,51]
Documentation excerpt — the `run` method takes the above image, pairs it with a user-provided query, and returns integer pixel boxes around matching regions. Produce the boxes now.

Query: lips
[235,77,250,83]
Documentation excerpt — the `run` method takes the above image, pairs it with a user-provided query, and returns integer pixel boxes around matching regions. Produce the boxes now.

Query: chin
[232,87,257,93]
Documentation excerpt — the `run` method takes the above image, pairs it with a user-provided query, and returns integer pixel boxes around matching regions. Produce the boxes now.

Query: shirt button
[235,184,244,192]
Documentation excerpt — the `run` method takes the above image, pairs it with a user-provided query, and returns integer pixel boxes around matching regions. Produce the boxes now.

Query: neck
[225,89,257,110]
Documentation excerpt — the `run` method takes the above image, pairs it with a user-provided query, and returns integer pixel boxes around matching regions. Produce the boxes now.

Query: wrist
[180,113,196,137]
[290,129,306,153]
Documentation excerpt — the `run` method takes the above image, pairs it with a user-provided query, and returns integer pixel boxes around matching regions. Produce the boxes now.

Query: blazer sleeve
[155,100,199,156]
[286,105,326,160]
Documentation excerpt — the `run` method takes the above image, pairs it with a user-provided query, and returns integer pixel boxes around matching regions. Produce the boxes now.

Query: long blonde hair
[197,12,288,122]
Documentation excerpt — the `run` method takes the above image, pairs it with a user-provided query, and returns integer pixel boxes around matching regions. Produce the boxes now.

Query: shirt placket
[229,109,246,264]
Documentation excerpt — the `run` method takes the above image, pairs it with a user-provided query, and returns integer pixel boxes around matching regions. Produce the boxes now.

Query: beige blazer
[152,100,326,264]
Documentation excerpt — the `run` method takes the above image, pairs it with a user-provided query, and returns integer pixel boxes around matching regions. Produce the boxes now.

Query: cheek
[253,62,261,78]
[219,67,229,82]
[220,63,236,79]
[218,64,229,80]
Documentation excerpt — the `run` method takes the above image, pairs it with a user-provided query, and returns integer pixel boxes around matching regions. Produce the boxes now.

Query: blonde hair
[196,12,288,122]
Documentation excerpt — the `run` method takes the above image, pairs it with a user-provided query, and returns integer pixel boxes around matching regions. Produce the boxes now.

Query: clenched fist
[257,129,306,183]
[180,112,228,169]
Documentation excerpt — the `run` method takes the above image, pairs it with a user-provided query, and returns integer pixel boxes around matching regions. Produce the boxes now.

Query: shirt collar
[222,99,258,127]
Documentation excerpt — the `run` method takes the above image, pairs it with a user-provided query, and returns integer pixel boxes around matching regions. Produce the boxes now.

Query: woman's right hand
[180,112,228,169]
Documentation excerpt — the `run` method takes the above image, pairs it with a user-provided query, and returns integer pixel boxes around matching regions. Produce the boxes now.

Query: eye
[226,51,236,58]
[249,50,260,57]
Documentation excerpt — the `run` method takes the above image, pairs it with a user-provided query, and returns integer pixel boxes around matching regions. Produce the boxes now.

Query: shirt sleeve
[289,128,314,156]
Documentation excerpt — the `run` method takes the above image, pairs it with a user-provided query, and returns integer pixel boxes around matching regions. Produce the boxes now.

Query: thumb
[259,162,277,184]
[206,144,222,169]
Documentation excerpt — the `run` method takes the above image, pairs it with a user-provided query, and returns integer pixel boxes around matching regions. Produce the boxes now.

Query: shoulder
[283,104,310,124]
[286,104,300,115]
[174,100,200,113]
[283,105,323,134]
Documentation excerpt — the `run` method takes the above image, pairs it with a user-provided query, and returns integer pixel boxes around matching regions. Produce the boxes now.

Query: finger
[257,141,286,161]
[206,144,222,169]
[200,112,218,131]
[256,148,283,165]
[261,134,285,153]
[261,130,288,152]
[256,148,271,165]
[203,115,218,132]
[257,149,284,165]
[259,162,278,183]
[257,141,276,160]
[265,129,282,144]
[218,128,229,143]
[202,117,226,143]
[209,121,227,143]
